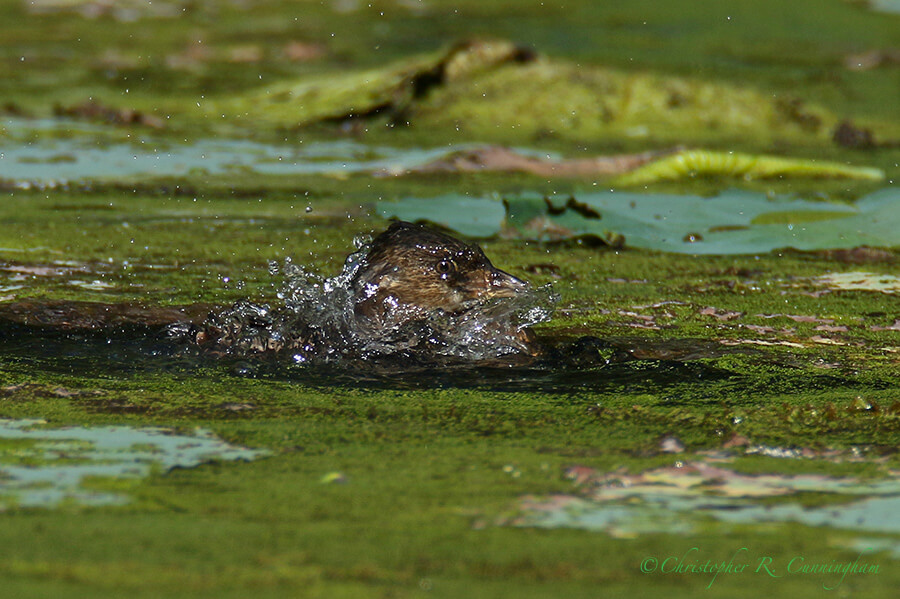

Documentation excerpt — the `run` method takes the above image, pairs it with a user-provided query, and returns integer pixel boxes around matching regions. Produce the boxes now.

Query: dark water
[3,318,871,398]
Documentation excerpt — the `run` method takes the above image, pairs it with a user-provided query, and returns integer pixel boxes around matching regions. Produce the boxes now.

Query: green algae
[202,48,881,149]
[2,0,897,154]
[1,1,899,598]
[412,59,846,147]
[0,371,897,598]
[205,39,533,129]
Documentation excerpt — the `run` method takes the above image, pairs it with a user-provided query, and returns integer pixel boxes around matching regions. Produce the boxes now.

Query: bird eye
[436,258,455,277]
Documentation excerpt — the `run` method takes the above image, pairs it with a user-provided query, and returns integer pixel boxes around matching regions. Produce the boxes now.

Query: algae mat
[1,1,899,598]
[1,181,898,599]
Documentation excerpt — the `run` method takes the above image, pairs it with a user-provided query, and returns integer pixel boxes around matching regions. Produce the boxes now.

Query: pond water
[0,418,267,508]
[0,117,550,185]
[512,460,900,537]
[1,3,899,594]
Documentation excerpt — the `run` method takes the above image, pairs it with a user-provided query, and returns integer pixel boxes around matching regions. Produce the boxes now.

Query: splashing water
[192,241,556,365]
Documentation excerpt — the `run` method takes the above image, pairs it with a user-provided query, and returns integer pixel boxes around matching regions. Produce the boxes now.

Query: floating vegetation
[0,419,268,508]
[67,279,115,291]
[406,58,855,146]
[53,99,165,129]
[26,0,190,21]
[0,261,120,301]
[1,2,898,596]
[0,118,461,184]
[389,145,677,178]
[207,39,535,128]
[195,39,888,147]
[864,0,900,15]
[379,187,900,254]
[844,538,900,559]
[815,271,900,294]
[393,146,882,182]
[1,117,884,188]
[509,459,900,538]
[610,149,884,186]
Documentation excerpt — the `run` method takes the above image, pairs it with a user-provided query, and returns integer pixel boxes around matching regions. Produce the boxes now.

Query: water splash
[192,242,556,364]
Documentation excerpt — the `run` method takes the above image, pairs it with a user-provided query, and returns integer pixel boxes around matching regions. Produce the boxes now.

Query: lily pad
[378,187,900,254]
[374,194,507,239]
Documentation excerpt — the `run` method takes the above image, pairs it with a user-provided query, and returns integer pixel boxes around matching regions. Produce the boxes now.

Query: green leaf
[378,187,900,254]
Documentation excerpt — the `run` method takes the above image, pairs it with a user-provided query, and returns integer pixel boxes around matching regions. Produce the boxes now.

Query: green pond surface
[1,1,899,598]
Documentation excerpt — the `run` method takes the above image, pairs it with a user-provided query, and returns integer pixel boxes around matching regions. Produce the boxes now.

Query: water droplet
[352,234,372,249]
